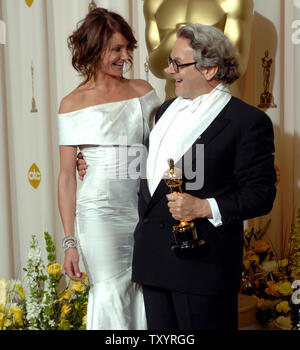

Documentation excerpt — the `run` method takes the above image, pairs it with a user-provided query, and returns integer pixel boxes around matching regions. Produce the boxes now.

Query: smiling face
[167,37,214,99]
[98,31,132,77]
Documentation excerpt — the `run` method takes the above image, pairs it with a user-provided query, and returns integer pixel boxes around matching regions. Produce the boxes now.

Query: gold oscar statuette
[88,0,97,12]
[258,50,277,109]
[30,62,38,113]
[164,158,205,258]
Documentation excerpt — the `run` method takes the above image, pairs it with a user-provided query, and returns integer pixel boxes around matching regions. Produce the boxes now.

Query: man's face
[167,37,210,99]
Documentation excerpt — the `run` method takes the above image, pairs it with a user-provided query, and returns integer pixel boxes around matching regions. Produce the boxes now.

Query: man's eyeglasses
[167,57,197,73]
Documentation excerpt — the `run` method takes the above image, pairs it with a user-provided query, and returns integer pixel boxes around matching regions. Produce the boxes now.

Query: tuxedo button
[143,218,149,224]
[159,223,165,229]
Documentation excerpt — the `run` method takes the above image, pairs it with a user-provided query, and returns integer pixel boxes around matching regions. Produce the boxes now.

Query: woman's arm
[58,145,84,281]
[58,145,77,235]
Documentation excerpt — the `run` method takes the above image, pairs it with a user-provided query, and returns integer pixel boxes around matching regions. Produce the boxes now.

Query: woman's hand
[63,248,85,281]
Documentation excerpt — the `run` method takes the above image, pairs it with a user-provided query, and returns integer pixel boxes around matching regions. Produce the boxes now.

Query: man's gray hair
[177,23,240,84]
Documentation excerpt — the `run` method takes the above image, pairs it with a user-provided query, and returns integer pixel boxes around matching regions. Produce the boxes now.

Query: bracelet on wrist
[62,235,78,252]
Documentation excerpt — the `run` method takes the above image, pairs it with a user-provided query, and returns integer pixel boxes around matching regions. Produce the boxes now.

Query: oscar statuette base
[171,222,205,259]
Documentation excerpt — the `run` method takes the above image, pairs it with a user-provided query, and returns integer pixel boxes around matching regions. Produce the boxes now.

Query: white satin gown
[57,90,161,330]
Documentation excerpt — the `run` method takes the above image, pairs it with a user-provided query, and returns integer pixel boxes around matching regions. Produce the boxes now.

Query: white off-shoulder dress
[57,90,161,330]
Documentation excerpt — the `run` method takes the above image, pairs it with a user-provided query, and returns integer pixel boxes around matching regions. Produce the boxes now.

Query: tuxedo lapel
[140,177,151,205]
[139,98,176,213]
[195,106,231,148]
[179,100,231,168]
[142,179,169,216]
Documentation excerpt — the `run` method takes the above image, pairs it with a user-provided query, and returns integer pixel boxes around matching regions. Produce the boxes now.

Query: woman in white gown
[57,8,160,330]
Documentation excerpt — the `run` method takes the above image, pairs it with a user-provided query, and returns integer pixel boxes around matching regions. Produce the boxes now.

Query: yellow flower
[252,239,270,253]
[276,301,291,313]
[243,249,259,270]
[10,307,23,325]
[278,259,289,268]
[243,259,250,270]
[59,289,72,301]
[61,304,72,318]
[15,285,25,300]
[0,313,12,329]
[278,280,292,296]
[47,263,63,275]
[83,302,88,315]
[274,316,292,330]
[265,281,281,297]
[58,319,72,330]
[243,228,252,237]
[71,281,84,293]
[82,273,89,285]
[253,295,265,309]
[0,278,8,305]
[291,269,300,280]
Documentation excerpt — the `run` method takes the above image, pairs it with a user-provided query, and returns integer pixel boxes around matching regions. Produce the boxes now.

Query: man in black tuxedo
[131,24,276,330]
[77,24,276,330]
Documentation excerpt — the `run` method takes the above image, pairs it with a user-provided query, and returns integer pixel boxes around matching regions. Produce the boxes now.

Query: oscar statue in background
[143,0,253,99]
[258,50,277,109]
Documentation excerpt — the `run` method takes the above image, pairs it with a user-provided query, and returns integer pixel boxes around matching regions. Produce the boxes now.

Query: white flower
[259,260,278,273]
[28,246,41,262]
[49,320,56,327]
[0,278,8,305]
[22,235,53,329]
[5,279,21,303]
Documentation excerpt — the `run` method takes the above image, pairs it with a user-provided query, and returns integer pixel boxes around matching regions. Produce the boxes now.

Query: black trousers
[143,285,238,330]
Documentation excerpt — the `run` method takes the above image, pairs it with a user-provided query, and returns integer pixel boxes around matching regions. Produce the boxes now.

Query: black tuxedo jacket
[132,96,276,295]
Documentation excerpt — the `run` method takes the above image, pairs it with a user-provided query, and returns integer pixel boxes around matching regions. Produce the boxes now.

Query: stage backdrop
[0,0,299,279]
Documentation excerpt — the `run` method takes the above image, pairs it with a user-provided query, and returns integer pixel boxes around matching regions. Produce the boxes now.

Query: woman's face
[98,31,132,77]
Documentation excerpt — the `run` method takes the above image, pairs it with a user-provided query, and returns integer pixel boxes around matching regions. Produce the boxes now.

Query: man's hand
[77,152,87,181]
[166,193,212,221]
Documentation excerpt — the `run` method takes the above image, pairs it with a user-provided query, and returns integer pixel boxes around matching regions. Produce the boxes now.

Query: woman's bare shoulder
[129,79,154,97]
[58,88,87,114]
[59,94,74,114]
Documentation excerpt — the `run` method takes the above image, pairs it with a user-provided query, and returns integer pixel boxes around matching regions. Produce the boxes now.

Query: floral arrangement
[0,232,89,330]
[240,209,300,330]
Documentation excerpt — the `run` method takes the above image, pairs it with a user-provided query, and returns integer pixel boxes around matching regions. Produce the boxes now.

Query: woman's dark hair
[68,8,137,82]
